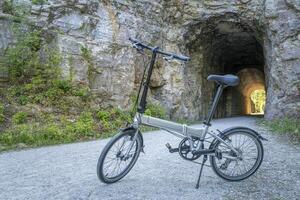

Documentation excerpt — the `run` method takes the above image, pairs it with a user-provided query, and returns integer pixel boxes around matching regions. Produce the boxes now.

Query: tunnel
[184,17,267,119]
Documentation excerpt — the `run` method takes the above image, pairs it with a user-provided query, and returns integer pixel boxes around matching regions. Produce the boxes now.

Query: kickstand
[195,155,208,189]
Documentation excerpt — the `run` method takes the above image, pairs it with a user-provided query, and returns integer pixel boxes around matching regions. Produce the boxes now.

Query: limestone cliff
[0,0,299,120]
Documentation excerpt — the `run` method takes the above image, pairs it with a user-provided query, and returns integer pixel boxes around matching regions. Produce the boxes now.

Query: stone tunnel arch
[183,15,267,119]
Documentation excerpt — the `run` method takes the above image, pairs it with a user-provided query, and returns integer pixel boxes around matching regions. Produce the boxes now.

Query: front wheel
[210,129,264,181]
[97,129,142,183]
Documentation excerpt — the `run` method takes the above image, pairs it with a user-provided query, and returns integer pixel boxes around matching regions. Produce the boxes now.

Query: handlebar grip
[173,54,190,62]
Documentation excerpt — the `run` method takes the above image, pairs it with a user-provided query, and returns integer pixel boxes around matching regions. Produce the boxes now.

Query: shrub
[52,79,72,93]
[145,103,166,119]
[96,110,110,121]
[12,112,28,124]
[5,30,42,83]
[41,123,64,141]
[17,95,29,105]
[72,87,89,98]
[67,112,95,137]
[96,108,131,132]
[0,103,5,123]
[2,0,14,14]
[0,124,32,145]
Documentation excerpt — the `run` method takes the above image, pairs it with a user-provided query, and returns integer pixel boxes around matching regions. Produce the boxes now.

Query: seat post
[204,84,226,125]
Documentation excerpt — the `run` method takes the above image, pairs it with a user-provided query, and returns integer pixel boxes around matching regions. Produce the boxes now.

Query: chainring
[178,137,202,161]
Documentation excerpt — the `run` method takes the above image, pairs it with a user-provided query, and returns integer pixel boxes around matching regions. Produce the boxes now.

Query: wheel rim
[213,132,261,179]
[102,134,138,179]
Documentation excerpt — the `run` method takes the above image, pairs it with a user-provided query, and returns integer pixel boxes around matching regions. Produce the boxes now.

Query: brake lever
[163,55,181,65]
[132,43,144,53]
[133,43,142,50]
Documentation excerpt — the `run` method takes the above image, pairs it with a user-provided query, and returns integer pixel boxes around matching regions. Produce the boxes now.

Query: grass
[259,118,300,141]
[0,105,168,152]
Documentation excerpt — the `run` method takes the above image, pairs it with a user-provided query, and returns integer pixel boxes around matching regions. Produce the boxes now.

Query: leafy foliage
[80,46,101,87]
[2,30,58,84]
[0,29,91,108]
[0,103,4,123]
[96,108,131,135]
[31,0,48,5]
[145,103,166,119]
[12,111,28,124]
[2,0,30,18]
[2,0,14,15]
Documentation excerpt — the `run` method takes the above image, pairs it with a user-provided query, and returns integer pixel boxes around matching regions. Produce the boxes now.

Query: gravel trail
[0,117,299,200]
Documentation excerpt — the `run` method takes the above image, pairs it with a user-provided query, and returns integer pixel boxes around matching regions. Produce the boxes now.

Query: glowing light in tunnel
[250,89,266,114]
[236,68,266,115]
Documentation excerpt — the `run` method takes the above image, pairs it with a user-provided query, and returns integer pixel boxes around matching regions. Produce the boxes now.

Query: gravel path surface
[0,117,299,200]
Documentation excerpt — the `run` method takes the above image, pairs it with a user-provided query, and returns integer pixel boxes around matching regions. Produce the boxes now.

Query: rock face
[0,0,299,120]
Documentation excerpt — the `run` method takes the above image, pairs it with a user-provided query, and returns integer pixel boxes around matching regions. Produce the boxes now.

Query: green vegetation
[0,103,4,123]
[145,103,166,119]
[2,0,14,15]
[31,0,48,5]
[12,112,28,124]
[260,118,300,141]
[2,0,30,17]
[0,29,90,108]
[80,46,102,88]
[0,105,166,151]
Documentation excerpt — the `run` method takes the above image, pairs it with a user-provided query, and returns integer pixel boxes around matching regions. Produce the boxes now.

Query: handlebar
[129,37,190,62]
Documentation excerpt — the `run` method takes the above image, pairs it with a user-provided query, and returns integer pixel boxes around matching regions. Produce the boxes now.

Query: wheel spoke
[213,131,261,179]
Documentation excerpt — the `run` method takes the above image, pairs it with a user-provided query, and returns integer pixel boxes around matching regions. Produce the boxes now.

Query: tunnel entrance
[184,17,267,119]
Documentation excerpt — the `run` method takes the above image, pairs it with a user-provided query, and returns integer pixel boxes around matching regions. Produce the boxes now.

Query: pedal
[165,143,179,153]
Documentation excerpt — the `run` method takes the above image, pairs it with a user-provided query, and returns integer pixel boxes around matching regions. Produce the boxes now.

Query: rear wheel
[210,129,264,181]
[97,129,142,183]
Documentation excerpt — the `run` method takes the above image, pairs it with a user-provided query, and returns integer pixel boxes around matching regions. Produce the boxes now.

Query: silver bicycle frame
[131,113,239,155]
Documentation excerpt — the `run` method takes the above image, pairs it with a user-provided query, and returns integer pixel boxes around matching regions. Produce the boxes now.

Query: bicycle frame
[129,113,239,156]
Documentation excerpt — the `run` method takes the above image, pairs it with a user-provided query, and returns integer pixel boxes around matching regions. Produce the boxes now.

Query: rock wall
[0,0,299,120]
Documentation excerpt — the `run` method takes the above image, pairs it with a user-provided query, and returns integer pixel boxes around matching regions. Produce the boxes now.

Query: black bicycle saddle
[207,74,239,86]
